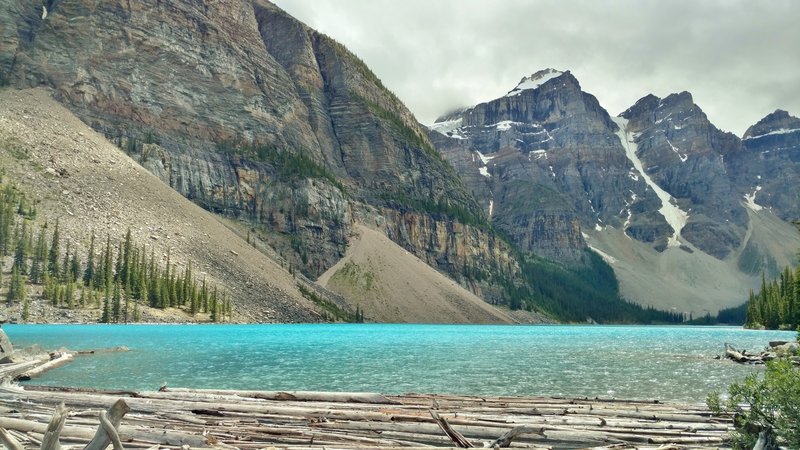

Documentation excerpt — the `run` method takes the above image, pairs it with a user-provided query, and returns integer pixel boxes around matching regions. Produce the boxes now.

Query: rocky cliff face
[730,110,800,222]
[620,92,747,258]
[0,0,522,307]
[431,69,800,313]
[430,70,661,263]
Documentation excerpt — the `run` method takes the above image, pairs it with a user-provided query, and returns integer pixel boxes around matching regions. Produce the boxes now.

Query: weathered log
[16,352,74,381]
[40,402,68,450]
[752,427,776,450]
[98,411,124,450]
[489,425,545,447]
[0,427,24,450]
[430,410,473,448]
[83,399,129,450]
[164,388,399,405]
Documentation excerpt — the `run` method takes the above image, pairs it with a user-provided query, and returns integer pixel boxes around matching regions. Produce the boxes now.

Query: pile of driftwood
[723,341,800,365]
[0,385,734,449]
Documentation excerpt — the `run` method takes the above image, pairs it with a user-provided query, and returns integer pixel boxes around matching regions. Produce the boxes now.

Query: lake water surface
[3,324,794,402]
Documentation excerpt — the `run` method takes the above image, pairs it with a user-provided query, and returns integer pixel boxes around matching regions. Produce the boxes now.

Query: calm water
[3,324,794,402]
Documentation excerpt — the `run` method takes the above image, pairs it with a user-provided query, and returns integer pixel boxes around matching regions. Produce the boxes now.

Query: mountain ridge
[430,69,800,314]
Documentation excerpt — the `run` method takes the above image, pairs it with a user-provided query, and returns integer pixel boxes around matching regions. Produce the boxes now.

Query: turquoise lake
[3,324,794,402]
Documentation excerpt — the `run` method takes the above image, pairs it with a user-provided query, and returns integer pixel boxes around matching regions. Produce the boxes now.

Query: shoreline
[0,331,736,448]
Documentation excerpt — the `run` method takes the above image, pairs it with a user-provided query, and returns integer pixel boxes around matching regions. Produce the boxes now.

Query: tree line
[0,180,232,323]
[744,267,800,330]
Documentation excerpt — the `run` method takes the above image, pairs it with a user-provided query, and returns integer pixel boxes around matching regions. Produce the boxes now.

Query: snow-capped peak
[505,69,564,97]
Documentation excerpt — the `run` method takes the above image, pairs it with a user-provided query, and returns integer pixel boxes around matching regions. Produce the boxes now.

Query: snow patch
[488,199,494,217]
[587,244,617,264]
[595,223,603,232]
[548,165,555,177]
[613,117,689,247]
[744,127,800,140]
[744,186,764,211]
[42,6,47,20]
[479,166,491,178]
[490,120,517,131]
[505,69,564,97]
[476,151,495,165]
[429,118,462,135]
[531,149,547,160]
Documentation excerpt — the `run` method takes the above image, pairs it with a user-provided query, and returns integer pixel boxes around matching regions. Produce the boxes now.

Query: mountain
[0,88,331,323]
[430,70,800,315]
[731,109,800,223]
[0,0,554,321]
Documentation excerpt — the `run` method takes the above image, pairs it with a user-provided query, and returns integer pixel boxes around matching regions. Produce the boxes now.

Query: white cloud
[273,0,800,135]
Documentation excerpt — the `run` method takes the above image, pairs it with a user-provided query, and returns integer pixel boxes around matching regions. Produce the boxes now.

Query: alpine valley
[0,1,798,323]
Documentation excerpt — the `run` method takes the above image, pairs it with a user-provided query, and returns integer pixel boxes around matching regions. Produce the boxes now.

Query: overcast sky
[272,0,799,136]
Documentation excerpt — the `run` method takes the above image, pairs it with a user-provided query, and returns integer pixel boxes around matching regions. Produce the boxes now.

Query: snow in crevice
[548,165,555,177]
[665,138,688,162]
[476,151,495,165]
[488,199,494,217]
[42,6,47,19]
[744,127,800,140]
[744,186,764,211]
[531,149,548,160]
[487,120,520,131]
[612,116,689,247]
[479,166,491,178]
[505,69,564,97]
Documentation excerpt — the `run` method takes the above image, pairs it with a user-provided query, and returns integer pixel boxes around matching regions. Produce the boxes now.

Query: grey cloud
[273,0,800,135]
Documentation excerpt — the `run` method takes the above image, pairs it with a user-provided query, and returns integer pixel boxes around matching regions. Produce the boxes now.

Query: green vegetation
[329,262,376,293]
[216,142,345,193]
[708,356,800,448]
[0,178,232,323]
[500,250,685,323]
[379,191,489,229]
[297,283,363,323]
[744,268,800,329]
[355,94,439,159]
[687,302,747,325]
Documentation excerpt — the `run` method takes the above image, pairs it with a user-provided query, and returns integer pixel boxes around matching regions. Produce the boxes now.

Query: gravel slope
[0,88,323,323]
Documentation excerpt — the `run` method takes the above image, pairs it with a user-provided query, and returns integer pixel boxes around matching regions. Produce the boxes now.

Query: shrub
[708,359,800,448]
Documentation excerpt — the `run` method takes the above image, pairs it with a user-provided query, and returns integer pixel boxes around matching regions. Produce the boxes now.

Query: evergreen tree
[13,219,28,274]
[47,220,60,277]
[84,233,95,286]
[100,290,111,323]
[66,279,75,309]
[29,225,46,284]
[7,266,26,305]
[21,296,30,322]
[112,279,121,323]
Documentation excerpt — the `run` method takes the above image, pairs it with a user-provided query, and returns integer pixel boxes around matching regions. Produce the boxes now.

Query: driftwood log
[724,342,800,365]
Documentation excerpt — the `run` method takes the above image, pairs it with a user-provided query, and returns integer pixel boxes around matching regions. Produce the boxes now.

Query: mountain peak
[505,68,568,97]
[744,109,800,140]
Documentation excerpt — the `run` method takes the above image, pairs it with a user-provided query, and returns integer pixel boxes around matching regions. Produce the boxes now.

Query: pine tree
[69,252,80,283]
[84,233,95,286]
[101,290,111,323]
[13,219,28,274]
[210,286,219,322]
[21,297,30,322]
[7,266,25,306]
[29,225,46,284]
[112,280,121,323]
[66,279,75,309]
[47,220,60,277]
